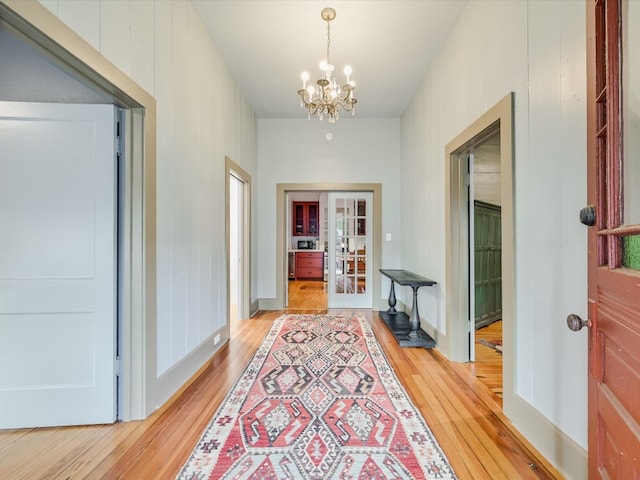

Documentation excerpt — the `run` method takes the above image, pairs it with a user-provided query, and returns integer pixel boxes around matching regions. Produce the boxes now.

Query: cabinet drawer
[296,257,323,268]
[296,252,323,269]
[296,252,323,259]
[296,267,323,279]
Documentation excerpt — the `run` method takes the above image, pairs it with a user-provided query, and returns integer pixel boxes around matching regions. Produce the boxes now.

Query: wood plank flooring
[0,311,559,479]
[287,279,327,310]
[470,320,503,403]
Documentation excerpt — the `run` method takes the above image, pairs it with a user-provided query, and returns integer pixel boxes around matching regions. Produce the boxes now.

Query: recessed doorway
[286,191,327,311]
[286,190,373,311]
[226,158,251,322]
[276,183,382,312]
[445,93,514,410]
[467,132,503,401]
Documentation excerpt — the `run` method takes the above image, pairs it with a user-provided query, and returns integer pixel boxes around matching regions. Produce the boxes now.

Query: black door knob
[567,314,590,331]
[579,205,596,226]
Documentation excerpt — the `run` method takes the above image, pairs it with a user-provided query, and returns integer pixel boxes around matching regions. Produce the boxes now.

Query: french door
[585,1,640,476]
[328,192,372,308]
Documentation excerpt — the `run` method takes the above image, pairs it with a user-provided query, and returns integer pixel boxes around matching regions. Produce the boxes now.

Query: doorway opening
[286,190,373,311]
[276,184,382,312]
[226,158,251,323]
[465,131,503,402]
[445,93,514,411]
[0,1,157,421]
[286,191,326,311]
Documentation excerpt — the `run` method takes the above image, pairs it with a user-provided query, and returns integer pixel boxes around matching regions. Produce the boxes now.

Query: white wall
[257,118,402,304]
[39,0,257,404]
[402,0,587,468]
[36,0,587,472]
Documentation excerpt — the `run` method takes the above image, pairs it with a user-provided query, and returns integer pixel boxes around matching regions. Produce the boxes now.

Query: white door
[229,173,243,322]
[467,153,476,360]
[328,192,372,308]
[0,101,117,428]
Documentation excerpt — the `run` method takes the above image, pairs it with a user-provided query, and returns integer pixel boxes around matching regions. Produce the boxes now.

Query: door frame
[226,157,251,322]
[1,1,158,420]
[270,183,383,311]
[444,93,514,406]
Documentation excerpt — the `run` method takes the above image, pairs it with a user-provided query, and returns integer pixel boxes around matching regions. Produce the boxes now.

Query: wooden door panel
[596,386,640,477]
[590,271,640,477]
[474,201,502,329]
[595,275,640,416]
[588,1,640,475]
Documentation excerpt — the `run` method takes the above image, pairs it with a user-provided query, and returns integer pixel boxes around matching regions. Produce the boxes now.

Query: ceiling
[192,0,466,119]
[0,1,466,117]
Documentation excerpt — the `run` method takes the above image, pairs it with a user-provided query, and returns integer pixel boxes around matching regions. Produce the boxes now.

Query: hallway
[0,310,560,479]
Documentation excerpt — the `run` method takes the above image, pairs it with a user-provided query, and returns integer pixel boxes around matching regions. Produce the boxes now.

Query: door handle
[567,313,591,331]
[579,205,596,226]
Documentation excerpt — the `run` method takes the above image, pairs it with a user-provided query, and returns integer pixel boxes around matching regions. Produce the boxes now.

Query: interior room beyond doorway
[287,191,327,310]
[284,187,377,311]
[468,131,503,401]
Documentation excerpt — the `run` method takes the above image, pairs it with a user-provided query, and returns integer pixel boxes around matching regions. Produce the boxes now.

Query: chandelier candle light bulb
[344,65,352,84]
[297,7,358,123]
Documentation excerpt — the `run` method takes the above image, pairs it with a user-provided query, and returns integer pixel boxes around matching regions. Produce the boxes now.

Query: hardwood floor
[0,312,560,479]
[470,320,503,404]
[287,279,327,310]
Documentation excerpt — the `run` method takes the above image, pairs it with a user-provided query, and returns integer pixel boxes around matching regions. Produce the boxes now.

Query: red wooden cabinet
[357,200,366,235]
[292,202,319,236]
[295,252,323,279]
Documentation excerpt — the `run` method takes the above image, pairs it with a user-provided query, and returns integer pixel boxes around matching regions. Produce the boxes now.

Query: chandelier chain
[326,20,331,66]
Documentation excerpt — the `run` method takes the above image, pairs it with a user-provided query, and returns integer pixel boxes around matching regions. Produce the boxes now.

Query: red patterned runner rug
[177,313,457,479]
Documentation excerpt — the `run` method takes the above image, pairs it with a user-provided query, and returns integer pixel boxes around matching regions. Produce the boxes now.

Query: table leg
[386,280,397,314]
[409,285,420,338]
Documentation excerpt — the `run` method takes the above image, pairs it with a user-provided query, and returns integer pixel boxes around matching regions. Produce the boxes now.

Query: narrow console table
[379,269,437,349]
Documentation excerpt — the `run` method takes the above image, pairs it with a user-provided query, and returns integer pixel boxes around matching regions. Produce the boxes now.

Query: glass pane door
[328,192,372,308]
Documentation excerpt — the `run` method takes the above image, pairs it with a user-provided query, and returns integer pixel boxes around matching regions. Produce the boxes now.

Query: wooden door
[586,1,640,476]
[474,201,502,330]
[0,102,117,428]
[328,192,372,308]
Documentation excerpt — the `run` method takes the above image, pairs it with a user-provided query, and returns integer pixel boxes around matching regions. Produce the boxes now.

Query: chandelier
[298,7,357,123]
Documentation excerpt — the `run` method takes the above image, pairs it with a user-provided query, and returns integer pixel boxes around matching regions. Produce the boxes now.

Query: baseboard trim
[259,297,282,310]
[250,300,260,317]
[420,319,450,357]
[506,395,587,479]
[154,330,228,413]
